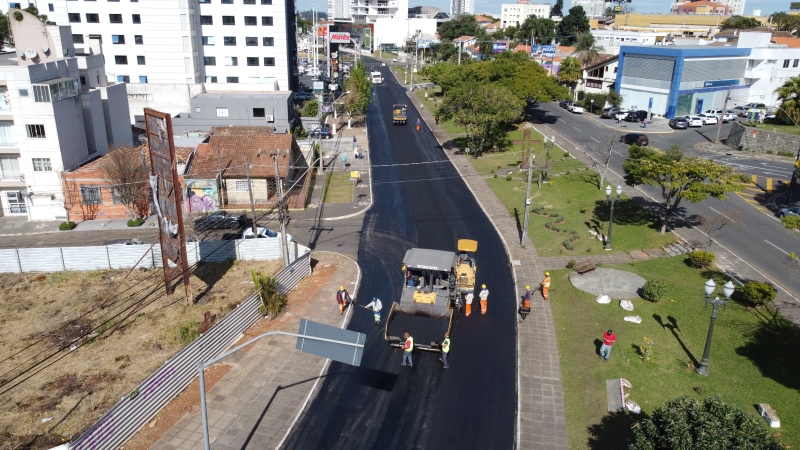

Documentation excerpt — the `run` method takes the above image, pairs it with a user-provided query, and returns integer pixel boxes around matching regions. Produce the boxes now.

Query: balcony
[0,172,25,186]
[0,140,17,148]
[744,67,766,79]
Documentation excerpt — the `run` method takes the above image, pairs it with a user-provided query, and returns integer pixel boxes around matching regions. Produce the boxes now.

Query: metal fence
[69,251,312,450]
[0,239,308,274]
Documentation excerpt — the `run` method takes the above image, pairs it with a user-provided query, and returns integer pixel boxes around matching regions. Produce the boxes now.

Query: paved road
[283,61,517,449]
[532,102,800,301]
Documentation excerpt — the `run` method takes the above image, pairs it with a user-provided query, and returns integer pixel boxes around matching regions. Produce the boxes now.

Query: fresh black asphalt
[282,65,516,449]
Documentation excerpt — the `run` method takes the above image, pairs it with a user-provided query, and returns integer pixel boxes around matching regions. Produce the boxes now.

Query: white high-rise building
[328,0,408,22]
[450,0,474,17]
[3,0,298,90]
[500,2,551,28]
[571,0,605,17]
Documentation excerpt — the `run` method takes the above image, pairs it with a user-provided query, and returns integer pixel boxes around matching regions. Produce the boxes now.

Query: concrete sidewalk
[582,112,674,134]
[149,251,360,450]
[0,214,157,236]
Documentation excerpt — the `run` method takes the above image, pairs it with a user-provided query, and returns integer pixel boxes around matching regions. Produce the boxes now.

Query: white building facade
[328,0,408,22]
[500,3,550,28]
[571,0,605,17]
[450,0,474,17]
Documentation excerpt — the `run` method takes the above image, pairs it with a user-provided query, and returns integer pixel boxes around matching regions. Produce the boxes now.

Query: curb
[695,141,799,164]
[582,113,675,135]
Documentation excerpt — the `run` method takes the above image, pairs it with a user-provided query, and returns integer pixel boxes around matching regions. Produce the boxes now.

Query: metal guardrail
[69,251,312,450]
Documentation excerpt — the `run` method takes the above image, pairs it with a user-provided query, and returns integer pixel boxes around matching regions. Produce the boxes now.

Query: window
[109,14,123,23]
[235,180,249,191]
[263,57,275,66]
[117,75,130,83]
[222,0,233,3]
[80,76,86,85]
[112,187,123,204]
[80,186,102,205]
[261,0,272,4]
[199,0,211,2]
[135,35,143,45]
[72,34,84,44]
[139,76,148,83]
[224,36,237,46]
[784,59,791,68]
[222,16,235,25]
[262,37,274,46]
[261,16,273,25]
[112,35,126,44]
[26,124,46,139]
[1,157,21,180]
[245,16,257,25]
[137,55,146,65]
[795,59,799,68]
[225,56,238,66]
[86,13,99,23]
[204,56,216,66]
[19,89,28,97]
[33,85,51,102]
[246,36,258,46]
[244,0,255,3]
[69,13,81,22]
[247,57,259,66]
[253,108,265,117]
[115,55,128,64]
[6,192,26,213]
[205,76,218,83]
[200,15,213,25]
[32,158,52,172]
[216,107,229,117]
[202,36,215,45]
[227,77,239,83]
[132,14,141,24]
[48,3,54,11]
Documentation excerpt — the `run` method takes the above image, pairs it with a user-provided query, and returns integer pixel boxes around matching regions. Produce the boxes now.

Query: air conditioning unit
[265,115,274,122]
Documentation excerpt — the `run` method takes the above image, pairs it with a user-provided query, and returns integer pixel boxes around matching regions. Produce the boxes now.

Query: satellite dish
[25,49,37,59]
[41,45,49,53]
[137,134,147,143]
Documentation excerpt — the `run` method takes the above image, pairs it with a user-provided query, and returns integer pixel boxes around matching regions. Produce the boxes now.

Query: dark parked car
[668,117,688,129]
[194,211,248,231]
[624,110,648,122]
[621,133,649,146]
[309,125,333,139]
[294,92,308,102]
[559,99,572,109]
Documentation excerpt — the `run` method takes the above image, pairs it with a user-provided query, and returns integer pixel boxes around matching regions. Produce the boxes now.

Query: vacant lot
[0,258,281,449]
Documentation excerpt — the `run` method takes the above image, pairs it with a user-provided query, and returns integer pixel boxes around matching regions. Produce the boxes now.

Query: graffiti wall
[186,179,219,213]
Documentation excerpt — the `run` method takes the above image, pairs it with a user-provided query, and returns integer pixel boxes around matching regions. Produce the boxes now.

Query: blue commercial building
[615,45,751,119]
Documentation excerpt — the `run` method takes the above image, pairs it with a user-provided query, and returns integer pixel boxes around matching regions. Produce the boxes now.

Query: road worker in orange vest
[540,272,551,300]
[479,284,489,315]
[401,332,414,367]
[523,285,532,308]
[336,286,351,315]
[464,289,474,316]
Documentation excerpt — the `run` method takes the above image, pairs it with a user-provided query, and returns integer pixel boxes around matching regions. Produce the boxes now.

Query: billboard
[186,179,219,213]
[492,42,508,53]
[542,45,556,58]
[417,39,432,49]
[330,32,351,43]
[317,26,328,38]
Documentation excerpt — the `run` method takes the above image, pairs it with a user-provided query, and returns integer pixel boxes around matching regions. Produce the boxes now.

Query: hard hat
[526,285,530,290]
[481,284,486,288]
[545,272,550,276]
[340,286,344,290]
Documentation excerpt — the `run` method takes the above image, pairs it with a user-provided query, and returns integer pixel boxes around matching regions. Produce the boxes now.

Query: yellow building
[611,13,770,32]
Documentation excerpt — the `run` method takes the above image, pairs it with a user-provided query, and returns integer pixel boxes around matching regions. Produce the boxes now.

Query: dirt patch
[0,258,281,450]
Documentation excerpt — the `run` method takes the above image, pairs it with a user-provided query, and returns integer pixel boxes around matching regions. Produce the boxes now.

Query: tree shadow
[592,198,659,228]
[653,314,699,367]
[736,314,800,392]
[586,411,642,449]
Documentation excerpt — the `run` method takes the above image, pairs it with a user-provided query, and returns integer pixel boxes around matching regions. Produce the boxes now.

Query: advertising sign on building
[330,32,351,43]
[492,42,508,53]
[317,26,328,38]
[542,45,556,58]
[417,39,432,49]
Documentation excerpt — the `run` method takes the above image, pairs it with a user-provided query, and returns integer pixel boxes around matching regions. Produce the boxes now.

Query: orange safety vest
[542,276,551,288]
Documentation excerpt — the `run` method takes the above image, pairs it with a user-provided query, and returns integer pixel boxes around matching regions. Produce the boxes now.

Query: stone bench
[758,403,781,428]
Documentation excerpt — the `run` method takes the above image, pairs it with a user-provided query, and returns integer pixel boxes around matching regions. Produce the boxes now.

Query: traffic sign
[296,318,365,366]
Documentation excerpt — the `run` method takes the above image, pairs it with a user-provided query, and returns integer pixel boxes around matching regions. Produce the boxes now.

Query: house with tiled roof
[187,127,310,211]
[474,15,494,27]
[579,54,619,96]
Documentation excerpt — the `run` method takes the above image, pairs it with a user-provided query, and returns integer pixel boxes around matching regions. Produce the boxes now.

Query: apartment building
[500,2,550,28]
[0,9,131,220]
[10,0,298,90]
[450,0,473,17]
[571,0,605,18]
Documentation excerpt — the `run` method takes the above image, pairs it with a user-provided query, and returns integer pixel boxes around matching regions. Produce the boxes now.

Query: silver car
[779,206,800,218]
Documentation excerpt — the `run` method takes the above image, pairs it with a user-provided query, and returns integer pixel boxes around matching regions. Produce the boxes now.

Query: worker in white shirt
[479,284,489,315]
[365,297,383,324]
[465,289,474,317]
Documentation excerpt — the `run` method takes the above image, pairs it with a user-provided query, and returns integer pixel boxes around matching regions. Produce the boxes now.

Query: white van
[371,71,383,84]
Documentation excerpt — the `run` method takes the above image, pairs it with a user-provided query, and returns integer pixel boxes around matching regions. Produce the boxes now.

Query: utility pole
[521,146,535,247]
[245,155,258,235]
[273,152,290,266]
[215,145,223,202]
[714,83,732,144]
[458,40,462,65]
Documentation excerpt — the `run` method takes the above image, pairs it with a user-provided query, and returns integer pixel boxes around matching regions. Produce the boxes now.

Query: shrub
[640,336,654,364]
[781,215,800,230]
[688,250,716,269]
[641,279,667,302]
[563,151,570,158]
[777,150,795,157]
[493,173,498,178]
[127,218,145,227]
[253,270,288,318]
[59,221,77,231]
[579,207,587,213]
[506,173,513,181]
[566,259,576,268]
[742,281,776,306]
[765,150,774,155]
[562,239,574,250]
[178,321,201,345]
[302,99,319,117]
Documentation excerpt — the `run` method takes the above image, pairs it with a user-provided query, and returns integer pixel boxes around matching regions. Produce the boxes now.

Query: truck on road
[371,71,383,84]
[392,104,408,125]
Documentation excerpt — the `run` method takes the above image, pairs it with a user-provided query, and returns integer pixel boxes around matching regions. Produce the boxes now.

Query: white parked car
[569,104,585,114]
[721,110,737,122]
[697,113,718,125]
[391,58,398,62]
[684,116,703,127]
[242,227,293,242]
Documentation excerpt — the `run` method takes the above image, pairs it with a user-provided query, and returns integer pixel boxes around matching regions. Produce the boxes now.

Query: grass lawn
[322,171,355,203]
[743,118,800,137]
[551,257,800,449]
[413,87,463,136]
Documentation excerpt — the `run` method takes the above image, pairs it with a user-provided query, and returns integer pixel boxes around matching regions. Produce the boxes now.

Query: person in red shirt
[599,329,616,362]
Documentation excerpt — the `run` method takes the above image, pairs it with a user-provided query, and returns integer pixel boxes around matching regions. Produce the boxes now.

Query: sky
[294,0,788,19]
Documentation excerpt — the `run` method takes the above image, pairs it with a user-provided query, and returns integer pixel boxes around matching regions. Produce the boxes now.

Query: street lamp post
[696,279,734,376]
[604,184,622,250]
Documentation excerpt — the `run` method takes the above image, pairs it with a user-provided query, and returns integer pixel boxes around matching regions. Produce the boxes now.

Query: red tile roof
[190,127,295,179]
[70,145,195,173]
[771,36,800,48]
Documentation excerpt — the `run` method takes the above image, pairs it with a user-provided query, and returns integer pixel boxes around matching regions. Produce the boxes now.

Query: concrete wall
[172,94,294,134]
[727,121,800,154]
[126,83,205,122]
[81,89,108,156]
[101,83,133,149]
[53,94,90,170]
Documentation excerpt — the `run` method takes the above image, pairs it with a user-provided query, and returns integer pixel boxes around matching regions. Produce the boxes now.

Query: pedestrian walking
[424,91,428,100]
[465,289,474,316]
[479,284,489,315]
[365,297,383,324]
[336,285,351,315]
[353,135,357,149]
[439,332,450,369]
[523,285,532,308]
[435,116,439,124]
[402,332,414,367]
[539,272,551,300]
[599,329,616,362]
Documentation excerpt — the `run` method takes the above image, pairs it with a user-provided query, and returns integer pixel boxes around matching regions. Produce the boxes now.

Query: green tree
[775,75,800,125]
[519,16,557,45]
[557,6,590,45]
[551,0,563,17]
[0,12,9,47]
[438,14,483,41]
[573,33,605,66]
[604,6,615,17]
[623,145,747,234]
[720,15,761,30]
[630,397,783,450]
[771,11,800,34]
[557,56,582,94]
[343,60,372,127]
[437,83,523,156]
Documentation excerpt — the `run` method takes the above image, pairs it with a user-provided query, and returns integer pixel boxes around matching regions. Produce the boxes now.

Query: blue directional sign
[703,79,739,88]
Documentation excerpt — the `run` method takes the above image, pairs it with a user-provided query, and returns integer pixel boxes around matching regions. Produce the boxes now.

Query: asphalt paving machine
[384,248,457,352]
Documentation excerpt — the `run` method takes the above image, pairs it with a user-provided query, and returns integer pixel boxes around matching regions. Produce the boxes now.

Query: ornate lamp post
[696,279,735,376]
[604,185,622,251]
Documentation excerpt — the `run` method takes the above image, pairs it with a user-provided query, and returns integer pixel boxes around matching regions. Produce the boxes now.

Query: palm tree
[573,33,605,67]
[776,75,800,125]
[557,57,583,98]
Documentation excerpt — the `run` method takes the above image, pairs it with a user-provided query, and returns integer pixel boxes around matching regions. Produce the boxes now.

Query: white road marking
[573,127,583,133]
[590,137,600,143]
[709,207,736,222]
[764,240,790,256]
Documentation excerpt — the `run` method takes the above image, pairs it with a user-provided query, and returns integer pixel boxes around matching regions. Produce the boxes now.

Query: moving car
[621,133,649,146]
[684,116,703,127]
[668,117,688,129]
[624,110,648,122]
[242,227,293,241]
[779,206,800,218]
[569,104,585,114]
[195,211,248,231]
[697,113,718,125]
